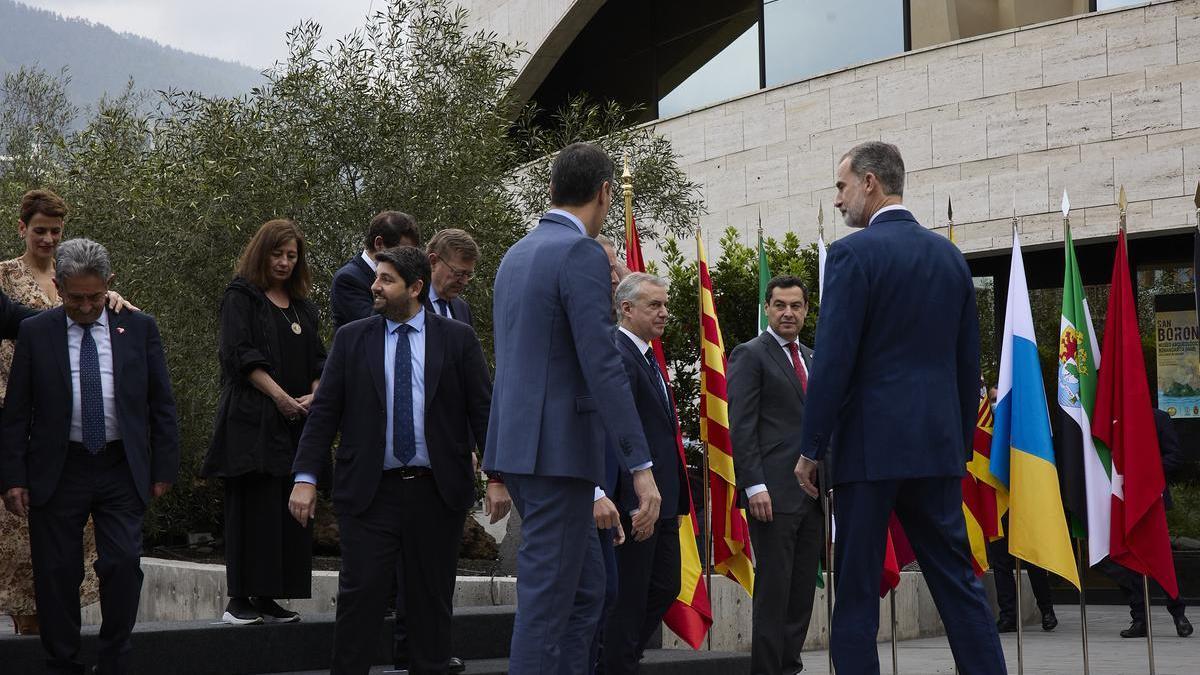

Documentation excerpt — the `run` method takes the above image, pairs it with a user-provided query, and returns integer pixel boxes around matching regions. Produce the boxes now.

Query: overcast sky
[19,0,380,69]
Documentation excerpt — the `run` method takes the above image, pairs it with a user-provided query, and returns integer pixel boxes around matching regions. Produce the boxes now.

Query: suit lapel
[761,331,805,402]
[52,308,71,397]
[367,316,387,407]
[424,313,445,404]
[106,310,125,397]
[618,331,672,422]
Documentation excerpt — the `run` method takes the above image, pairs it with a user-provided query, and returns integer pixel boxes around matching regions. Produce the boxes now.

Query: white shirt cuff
[594,486,606,502]
[294,472,318,485]
[745,484,768,499]
[630,461,653,473]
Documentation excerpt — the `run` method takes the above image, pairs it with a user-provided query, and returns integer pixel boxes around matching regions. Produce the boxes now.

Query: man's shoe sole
[221,611,264,626]
[260,613,301,624]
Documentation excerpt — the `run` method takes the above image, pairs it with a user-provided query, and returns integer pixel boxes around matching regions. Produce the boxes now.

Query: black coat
[201,277,326,478]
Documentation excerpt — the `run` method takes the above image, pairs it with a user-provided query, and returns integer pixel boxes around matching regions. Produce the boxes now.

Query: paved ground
[798,605,1193,675]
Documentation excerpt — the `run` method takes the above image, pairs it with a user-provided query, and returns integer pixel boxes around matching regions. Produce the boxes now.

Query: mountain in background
[0,0,264,117]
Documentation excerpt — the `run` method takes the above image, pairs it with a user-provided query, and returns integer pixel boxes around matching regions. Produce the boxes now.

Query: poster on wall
[1155,293,1200,418]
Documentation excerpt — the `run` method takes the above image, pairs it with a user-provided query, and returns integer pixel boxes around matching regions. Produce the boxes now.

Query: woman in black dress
[202,219,327,625]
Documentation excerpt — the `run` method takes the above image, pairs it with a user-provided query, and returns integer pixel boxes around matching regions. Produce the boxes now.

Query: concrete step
[268,648,751,675]
[0,606,515,674]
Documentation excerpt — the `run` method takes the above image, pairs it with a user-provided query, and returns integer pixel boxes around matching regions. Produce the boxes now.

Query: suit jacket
[0,290,37,340]
[1153,408,1183,509]
[292,312,491,516]
[424,295,474,327]
[799,208,980,485]
[610,329,689,520]
[728,330,814,514]
[0,307,180,506]
[483,212,651,484]
[330,255,376,331]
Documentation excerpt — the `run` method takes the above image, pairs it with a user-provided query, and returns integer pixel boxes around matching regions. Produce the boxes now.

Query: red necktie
[787,342,807,393]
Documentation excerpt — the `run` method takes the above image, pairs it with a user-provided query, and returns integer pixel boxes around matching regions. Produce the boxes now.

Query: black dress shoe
[1121,620,1147,638]
[395,652,464,672]
[449,656,466,673]
[1175,614,1193,638]
[1041,609,1058,631]
[996,618,1017,633]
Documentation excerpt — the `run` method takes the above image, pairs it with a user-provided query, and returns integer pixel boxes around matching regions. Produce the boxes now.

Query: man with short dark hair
[795,141,1004,674]
[2,238,178,675]
[728,274,821,675]
[331,211,421,330]
[486,142,662,673]
[289,246,509,675]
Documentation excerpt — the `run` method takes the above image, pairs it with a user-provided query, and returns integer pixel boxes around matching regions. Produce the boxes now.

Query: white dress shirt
[868,203,908,226]
[67,309,121,443]
[547,208,588,235]
[360,250,378,272]
[744,326,808,500]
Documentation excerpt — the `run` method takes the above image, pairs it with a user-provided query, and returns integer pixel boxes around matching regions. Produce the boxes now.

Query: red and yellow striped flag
[697,234,754,594]
[625,216,712,647]
[962,393,1006,576]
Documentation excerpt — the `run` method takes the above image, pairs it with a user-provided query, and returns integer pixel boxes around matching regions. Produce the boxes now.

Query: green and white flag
[1056,192,1111,565]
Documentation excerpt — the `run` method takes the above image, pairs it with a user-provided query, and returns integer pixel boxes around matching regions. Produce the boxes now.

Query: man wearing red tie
[727,275,822,675]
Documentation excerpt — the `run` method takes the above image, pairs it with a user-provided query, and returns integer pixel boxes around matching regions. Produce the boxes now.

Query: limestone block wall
[646,0,1200,257]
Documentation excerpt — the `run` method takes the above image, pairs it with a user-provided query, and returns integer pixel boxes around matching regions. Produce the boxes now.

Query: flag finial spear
[1118,185,1127,234]
[947,197,955,244]
[817,201,825,241]
[1061,190,1071,219]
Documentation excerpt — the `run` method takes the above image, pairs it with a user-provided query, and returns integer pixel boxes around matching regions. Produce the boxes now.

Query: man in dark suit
[794,142,1005,674]
[289,246,510,675]
[1,238,179,675]
[330,210,420,330]
[484,142,661,674]
[727,275,821,675]
[424,228,477,326]
[600,273,689,674]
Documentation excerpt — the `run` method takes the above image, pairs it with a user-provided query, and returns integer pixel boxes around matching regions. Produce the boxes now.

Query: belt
[384,466,433,479]
[68,440,124,455]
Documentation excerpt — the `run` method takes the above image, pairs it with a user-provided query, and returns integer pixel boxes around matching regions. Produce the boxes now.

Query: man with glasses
[425,229,478,326]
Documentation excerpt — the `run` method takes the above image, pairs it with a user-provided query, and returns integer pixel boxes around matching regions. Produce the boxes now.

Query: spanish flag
[625,216,712,647]
[962,394,1004,576]
[698,234,754,595]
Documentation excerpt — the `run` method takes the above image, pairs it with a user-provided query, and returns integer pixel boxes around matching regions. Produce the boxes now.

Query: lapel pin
[116,327,125,335]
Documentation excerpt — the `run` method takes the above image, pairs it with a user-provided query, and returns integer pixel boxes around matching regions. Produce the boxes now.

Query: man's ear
[372,235,386,252]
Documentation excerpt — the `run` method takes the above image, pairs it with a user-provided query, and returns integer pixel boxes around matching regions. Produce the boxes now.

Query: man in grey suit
[484,142,662,674]
[728,275,822,675]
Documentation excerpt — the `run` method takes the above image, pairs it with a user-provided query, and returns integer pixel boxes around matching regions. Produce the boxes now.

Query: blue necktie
[80,323,105,453]
[436,298,451,319]
[392,324,416,465]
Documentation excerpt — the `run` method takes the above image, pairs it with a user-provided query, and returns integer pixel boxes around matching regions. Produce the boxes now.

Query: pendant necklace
[276,302,302,335]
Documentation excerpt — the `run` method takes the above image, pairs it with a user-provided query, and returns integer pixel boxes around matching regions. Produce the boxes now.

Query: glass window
[659,23,760,118]
[908,0,1090,50]
[764,0,904,88]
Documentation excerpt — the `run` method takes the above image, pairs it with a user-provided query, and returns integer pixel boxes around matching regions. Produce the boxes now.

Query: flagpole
[1011,207,1024,675]
[697,222,714,653]
[622,153,634,243]
[817,203,835,675]
[889,590,899,674]
[1064,190,1090,675]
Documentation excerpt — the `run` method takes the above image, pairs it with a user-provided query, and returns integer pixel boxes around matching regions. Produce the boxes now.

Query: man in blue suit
[794,142,1005,674]
[484,142,662,674]
[330,210,420,331]
[1,238,179,675]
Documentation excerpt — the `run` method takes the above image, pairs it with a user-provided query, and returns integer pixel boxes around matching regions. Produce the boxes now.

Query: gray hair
[841,141,905,197]
[614,272,667,311]
[595,235,615,250]
[56,238,112,284]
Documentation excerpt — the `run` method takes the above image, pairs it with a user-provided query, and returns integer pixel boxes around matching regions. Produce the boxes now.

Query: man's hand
[593,495,620,531]
[295,393,314,410]
[105,291,139,313]
[3,487,29,518]
[794,456,819,499]
[611,520,626,546]
[748,490,773,522]
[630,468,661,542]
[288,482,317,526]
[151,482,172,499]
[472,452,479,475]
[484,482,511,524]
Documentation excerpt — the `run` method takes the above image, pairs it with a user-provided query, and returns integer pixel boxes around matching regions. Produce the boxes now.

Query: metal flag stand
[889,589,899,674]
[1064,188,1091,675]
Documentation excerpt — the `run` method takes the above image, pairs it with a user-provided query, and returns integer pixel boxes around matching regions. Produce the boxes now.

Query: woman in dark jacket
[202,219,327,626]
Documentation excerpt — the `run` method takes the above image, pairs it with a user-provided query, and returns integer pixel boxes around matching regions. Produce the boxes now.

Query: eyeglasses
[438,257,475,281]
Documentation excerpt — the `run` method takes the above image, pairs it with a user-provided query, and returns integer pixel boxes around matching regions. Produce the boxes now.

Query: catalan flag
[990,229,1080,589]
[962,392,1004,576]
[698,233,754,594]
[626,215,712,647]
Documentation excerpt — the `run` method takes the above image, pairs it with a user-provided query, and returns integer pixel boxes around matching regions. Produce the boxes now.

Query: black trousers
[223,473,312,599]
[28,444,144,675]
[748,506,823,675]
[987,535,1054,620]
[332,471,465,675]
[1098,559,1187,622]
[602,517,681,675]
